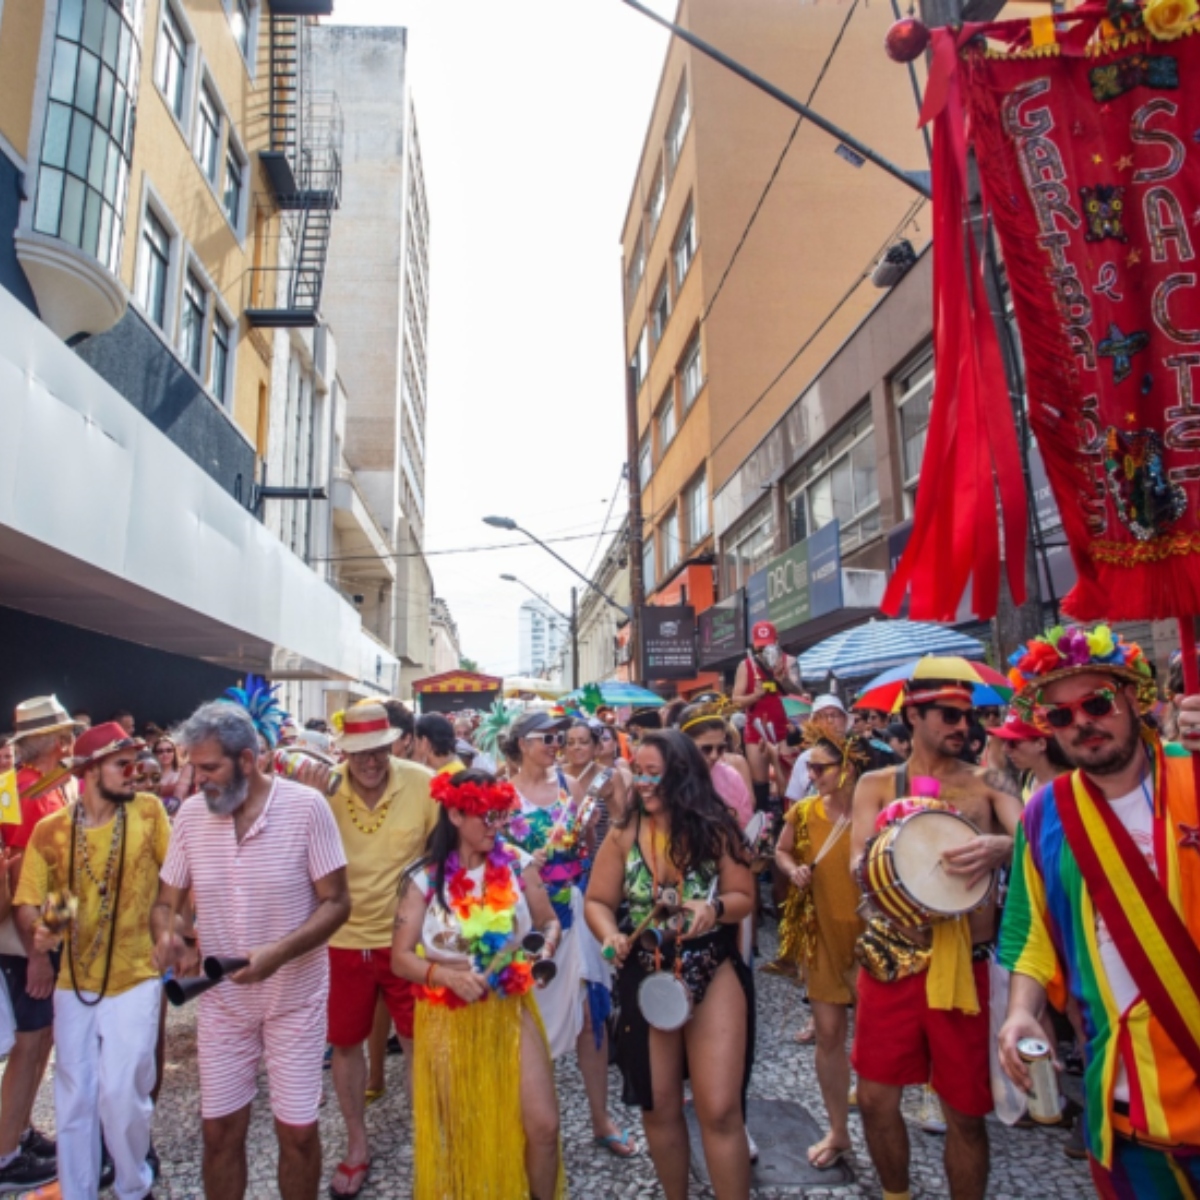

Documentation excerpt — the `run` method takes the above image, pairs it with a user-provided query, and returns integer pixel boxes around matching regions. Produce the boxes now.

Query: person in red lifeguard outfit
[732,621,799,812]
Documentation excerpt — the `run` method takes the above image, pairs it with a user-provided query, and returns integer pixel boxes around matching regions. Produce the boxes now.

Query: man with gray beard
[152,702,349,1200]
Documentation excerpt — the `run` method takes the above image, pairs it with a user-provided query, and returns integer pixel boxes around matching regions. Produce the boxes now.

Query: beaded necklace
[345,794,392,835]
[68,801,127,1007]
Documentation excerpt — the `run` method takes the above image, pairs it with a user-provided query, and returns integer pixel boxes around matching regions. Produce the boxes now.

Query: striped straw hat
[11,695,84,743]
[331,700,397,754]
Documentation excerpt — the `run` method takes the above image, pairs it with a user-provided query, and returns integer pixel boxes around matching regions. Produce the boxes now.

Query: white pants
[54,978,160,1200]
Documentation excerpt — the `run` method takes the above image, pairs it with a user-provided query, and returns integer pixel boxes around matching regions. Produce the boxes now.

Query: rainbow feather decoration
[222,674,287,748]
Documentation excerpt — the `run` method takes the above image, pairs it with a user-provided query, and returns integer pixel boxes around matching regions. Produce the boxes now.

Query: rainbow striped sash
[1054,766,1200,1084]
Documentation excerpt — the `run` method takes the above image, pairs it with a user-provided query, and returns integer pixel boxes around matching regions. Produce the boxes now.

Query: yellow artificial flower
[460,906,513,940]
[1087,625,1115,658]
[330,710,345,735]
[1143,0,1197,41]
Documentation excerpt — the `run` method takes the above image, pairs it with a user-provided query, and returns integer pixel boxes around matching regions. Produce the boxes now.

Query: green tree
[459,656,480,672]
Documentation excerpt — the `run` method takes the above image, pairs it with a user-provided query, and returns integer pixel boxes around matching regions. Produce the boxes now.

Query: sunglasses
[524,732,565,747]
[481,809,514,829]
[807,761,839,779]
[1035,687,1118,730]
[697,744,726,759]
[632,773,663,786]
[926,705,974,727]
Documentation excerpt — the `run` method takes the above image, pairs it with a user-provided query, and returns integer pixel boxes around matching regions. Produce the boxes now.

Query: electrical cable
[698,0,862,327]
[583,467,629,580]
[312,524,625,566]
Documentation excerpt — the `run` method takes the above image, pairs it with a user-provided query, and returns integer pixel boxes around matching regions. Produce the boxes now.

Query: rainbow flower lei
[421,842,534,1009]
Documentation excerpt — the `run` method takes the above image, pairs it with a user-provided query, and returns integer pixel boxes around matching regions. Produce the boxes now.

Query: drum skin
[861,809,992,927]
[638,971,693,1031]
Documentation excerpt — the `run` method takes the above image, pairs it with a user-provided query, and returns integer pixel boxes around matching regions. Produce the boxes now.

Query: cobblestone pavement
[19,928,1093,1198]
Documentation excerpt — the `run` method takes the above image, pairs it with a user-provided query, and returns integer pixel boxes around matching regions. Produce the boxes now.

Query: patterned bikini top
[623,817,717,927]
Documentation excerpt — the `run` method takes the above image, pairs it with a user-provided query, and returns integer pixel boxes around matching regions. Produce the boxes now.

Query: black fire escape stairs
[248,6,341,329]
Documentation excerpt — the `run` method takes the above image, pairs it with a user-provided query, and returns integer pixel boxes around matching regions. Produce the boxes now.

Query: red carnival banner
[885,6,1200,623]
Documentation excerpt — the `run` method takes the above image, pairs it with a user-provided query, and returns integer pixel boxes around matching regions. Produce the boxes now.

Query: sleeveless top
[623,815,718,926]
[745,654,788,740]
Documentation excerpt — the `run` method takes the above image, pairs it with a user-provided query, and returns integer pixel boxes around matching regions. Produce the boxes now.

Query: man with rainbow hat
[998,623,1200,1197]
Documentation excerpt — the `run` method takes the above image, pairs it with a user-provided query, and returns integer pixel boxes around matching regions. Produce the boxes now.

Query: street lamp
[483,516,629,617]
[500,573,578,689]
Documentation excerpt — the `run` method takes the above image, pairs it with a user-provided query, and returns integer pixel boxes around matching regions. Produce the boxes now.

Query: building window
[662,509,681,574]
[637,436,652,489]
[211,310,232,404]
[180,268,207,375]
[656,393,676,457]
[673,205,695,288]
[136,208,171,328]
[680,333,703,410]
[223,145,244,230]
[155,2,189,122]
[786,407,881,554]
[724,508,775,593]
[230,0,253,59]
[195,82,221,184]
[630,325,648,391]
[643,537,657,592]
[647,166,665,239]
[626,234,644,307]
[33,0,143,275]
[685,472,709,547]
[666,78,691,175]
[651,278,670,343]
[895,348,934,509]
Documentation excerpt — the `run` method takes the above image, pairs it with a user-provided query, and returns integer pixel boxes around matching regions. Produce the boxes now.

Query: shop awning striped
[798,619,987,682]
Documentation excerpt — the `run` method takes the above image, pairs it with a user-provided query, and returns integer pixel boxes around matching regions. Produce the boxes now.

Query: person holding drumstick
[775,725,888,1170]
[850,679,1024,1200]
[585,730,755,1200]
[391,769,565,1200]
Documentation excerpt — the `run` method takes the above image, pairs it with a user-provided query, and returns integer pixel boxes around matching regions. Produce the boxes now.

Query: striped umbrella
[853,657,1014,712]
[798,619,987,682]
[564,682,666,708]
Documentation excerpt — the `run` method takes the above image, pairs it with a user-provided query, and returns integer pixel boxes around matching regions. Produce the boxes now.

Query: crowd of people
[0,616,1195,1199]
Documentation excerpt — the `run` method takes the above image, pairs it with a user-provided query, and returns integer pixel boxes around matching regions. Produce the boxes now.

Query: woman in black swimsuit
[585,730,756,1200]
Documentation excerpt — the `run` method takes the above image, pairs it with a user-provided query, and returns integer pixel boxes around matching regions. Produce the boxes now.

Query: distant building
[309,24,434,697]
[429,597,462,676]
[518,598,567,680]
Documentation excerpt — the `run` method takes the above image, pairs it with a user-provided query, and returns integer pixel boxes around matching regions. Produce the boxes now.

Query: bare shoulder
[855,764,897,804]
[972,763,1022,802]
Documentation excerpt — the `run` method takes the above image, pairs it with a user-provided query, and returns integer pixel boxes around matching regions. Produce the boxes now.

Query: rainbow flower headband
[1007,624,1155,715]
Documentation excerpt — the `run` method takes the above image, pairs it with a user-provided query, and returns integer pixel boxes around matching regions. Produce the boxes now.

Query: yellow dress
[778,798,864,1005]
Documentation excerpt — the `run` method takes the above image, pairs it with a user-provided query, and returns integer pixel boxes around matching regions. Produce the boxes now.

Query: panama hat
[331,700,398,754]
[11,695,83,743]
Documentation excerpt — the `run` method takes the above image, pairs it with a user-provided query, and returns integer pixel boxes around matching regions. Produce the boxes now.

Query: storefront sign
[639,605,697,680]
[698,592,745,667]
[765,541,810,631]
[744,521,845,638]
[807,521,843,617]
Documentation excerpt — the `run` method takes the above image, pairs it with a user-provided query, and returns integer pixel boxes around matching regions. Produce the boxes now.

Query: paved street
[13,927,1092,1198]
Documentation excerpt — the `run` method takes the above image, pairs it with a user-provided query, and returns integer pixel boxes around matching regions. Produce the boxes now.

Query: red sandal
[329,1159,371,1198]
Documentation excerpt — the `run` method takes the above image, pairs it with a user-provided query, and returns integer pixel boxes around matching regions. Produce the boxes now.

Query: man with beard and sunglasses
[14,722,170,1200]
[998,625,1200,1197]
[849,680,1024,1200]
[152,702,349,1200]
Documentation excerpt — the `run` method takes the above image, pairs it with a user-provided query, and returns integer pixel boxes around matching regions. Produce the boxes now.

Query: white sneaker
[918,1085,946,1135]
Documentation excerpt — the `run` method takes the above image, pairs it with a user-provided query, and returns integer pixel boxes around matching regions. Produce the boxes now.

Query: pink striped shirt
[160,778,347,1018]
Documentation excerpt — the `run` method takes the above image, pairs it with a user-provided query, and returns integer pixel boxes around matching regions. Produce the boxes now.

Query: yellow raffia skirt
[413,992,567,1200]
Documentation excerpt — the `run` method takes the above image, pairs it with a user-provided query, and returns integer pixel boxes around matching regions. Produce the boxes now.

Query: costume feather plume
[222,674,287,748]
[476,699,519,756]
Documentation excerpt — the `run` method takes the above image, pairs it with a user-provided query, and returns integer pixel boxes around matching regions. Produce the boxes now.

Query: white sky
[329,0,673,677]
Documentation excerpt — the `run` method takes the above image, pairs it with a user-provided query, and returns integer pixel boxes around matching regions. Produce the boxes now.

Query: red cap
[69,723,145,774]
[987,710,1044,741]
[751,621,778,648]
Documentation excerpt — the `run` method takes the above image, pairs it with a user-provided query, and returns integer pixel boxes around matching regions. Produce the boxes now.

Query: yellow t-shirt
[327,758,436,950]
[14,793,170,996]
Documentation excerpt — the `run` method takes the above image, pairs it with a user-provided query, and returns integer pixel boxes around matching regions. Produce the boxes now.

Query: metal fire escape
[247,2,341,328]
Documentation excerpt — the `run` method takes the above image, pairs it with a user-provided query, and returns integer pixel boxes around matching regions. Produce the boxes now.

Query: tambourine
[638,970,693,1031]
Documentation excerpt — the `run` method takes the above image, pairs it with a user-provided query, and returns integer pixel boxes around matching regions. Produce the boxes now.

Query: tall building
[308,24,435,696]
[518,598,567,680]
[621,0,930,694]
[0,0,408,722]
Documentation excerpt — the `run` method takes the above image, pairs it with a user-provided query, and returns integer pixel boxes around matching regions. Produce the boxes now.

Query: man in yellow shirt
[14,722,170,1200]
[319,701,435,1198]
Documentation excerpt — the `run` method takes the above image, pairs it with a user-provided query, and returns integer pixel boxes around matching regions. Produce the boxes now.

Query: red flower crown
[430,772,518,817]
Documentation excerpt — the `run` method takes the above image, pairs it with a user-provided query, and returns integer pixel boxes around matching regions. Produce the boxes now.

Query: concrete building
[0,0,408,723]
[620,0,931,694]
[518,597,568,680]
[576,535,632,686]
[308,24,435,696]
[429,596,462,676]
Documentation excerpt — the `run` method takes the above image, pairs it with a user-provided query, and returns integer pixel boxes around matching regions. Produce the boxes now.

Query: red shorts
[851,961,993,1117]
[327,947,415,1045]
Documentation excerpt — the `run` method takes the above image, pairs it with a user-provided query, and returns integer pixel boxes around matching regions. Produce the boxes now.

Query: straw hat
[11,695,83,743]
[331,700,397,754]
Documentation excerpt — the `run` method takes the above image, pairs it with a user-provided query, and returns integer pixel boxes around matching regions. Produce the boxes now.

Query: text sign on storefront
[807,521,843,617]
[699,592,745,667]
[639,605,697,681]
[766,541,810,631]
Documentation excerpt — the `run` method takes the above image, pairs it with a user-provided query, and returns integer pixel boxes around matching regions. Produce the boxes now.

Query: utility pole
[624,362,646,686]
[570,587,580,691]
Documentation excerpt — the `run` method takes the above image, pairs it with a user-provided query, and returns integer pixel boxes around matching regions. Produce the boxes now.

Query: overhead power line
[313,525,625,567]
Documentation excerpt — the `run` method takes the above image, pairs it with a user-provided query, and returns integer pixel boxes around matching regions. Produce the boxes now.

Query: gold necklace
[345,795,391,835]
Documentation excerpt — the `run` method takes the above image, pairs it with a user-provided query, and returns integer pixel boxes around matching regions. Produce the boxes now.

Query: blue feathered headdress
[222,674,287,748]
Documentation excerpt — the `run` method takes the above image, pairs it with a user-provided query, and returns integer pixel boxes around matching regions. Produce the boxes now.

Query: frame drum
[638,971,693,1031]
[860,808,992,927]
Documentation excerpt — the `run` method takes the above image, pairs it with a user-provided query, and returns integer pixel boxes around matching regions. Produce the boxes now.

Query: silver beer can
[1017,1037,1062,1124]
